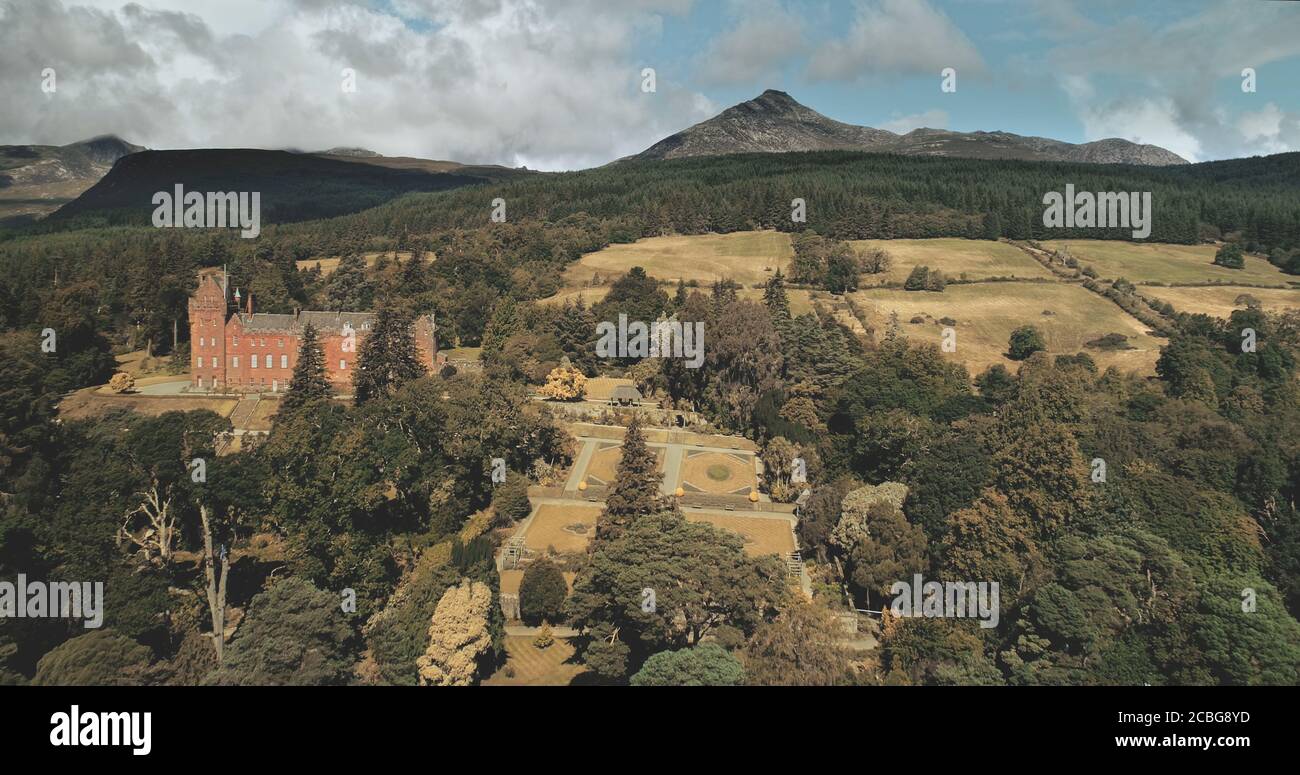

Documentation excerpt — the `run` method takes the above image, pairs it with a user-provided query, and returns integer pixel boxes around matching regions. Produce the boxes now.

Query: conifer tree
[596,415,666,542]
[556,298,597,374]
[354,306,426,405]
[480,296,519,357]
[280,322,331,415]
[763,269,791,324]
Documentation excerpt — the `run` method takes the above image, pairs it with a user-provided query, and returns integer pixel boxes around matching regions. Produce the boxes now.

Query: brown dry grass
[58,390,239,422]
[482,636,589,686]
[584,444,664,486]
[684,513,795,557]
[849,238,1055,286]
[853,282,1165,377]
[679,452,754,494]
[1139,285,1300,319]
[522,504,602,554]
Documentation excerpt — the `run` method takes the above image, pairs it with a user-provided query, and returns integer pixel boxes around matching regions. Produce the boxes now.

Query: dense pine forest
[2,149,1299,685]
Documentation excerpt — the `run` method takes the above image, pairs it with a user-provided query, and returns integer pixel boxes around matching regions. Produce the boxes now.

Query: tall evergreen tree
[556,298,597,375]
[596,416,666,542]
[480,296,520,357]
[354,306,427,405]
[280,323,331,415]
[325,252,374,311]
[762,269,791,324]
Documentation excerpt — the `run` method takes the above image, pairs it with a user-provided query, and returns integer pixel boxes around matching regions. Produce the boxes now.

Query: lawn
[482,636,590,686]
[521,504,603,554]
[852,282,1166,376]
[1138,285,1300,319]
[849,238,1054,286]
[683,512,796,557]
[1039,240,1291,285]
[679,451,756,495]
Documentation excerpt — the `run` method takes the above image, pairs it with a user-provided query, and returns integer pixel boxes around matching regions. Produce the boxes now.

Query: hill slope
[48,148,526,227]
[626,90,1187,166]
[0,135,146,225]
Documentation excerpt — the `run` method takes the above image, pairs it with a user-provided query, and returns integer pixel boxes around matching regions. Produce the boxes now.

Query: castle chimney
[246,291,253,314]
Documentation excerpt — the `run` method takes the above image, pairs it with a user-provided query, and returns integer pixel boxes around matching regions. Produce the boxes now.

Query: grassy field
[549,230,792,302]
[294,250,427,276]
[482,636,590,686]
[1139,285,1300,319]
[852,282,1165,376]
[849,238,1055,286]
[1040,240,1291,285]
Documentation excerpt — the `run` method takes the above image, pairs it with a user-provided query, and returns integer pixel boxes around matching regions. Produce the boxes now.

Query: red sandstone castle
[187,269,438,393]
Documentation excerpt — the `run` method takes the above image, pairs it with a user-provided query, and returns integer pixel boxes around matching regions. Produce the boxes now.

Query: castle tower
[188,270,229,390]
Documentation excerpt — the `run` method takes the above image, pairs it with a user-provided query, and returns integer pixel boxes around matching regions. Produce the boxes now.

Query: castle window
[265,354,272,369]
[233,356,239,368]
[281,355,288,368]
[233,337,239,346]
[340,359,347,370]
[260,338,266,347]
[278,339,284,348]
[251,355,258,369]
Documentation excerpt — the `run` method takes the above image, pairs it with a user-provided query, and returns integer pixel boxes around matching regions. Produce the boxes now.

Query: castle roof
[234,310,375,334]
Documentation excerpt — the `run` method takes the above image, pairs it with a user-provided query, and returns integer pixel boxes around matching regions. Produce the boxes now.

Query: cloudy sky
[2,0,1298,169]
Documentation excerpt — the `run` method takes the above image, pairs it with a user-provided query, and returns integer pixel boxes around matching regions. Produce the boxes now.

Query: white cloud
[1043,0,1300,159]
[807,0,984,81]
[1069,90,1203,162]
[0,0,711,170]
[879,109,948,134]
[1235,102,1300,156]
[696,0,807,86]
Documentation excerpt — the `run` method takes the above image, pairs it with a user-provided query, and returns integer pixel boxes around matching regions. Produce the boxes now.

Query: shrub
[533,623,555,650]
[1213,242,1245,269]
[630,643,744,686]
[108,372,135,393]
[34,630,154,686]
[519,558,567,625]
[1008,325,1046,360]
[904,265,930,291]
[1085,333,1133,351]
[492,475,532,524]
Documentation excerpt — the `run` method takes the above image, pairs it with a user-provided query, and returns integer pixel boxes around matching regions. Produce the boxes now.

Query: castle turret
[188,271,229,390]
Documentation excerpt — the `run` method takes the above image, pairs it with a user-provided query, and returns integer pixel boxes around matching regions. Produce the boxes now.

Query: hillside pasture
[553,230,791,293]
[1040,240,1291,285]
[1139,285,1300,319]
[850,238,1054,286]
[853,282,1165,376]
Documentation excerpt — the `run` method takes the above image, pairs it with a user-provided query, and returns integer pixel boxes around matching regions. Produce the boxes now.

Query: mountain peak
[626,91,1188,166]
